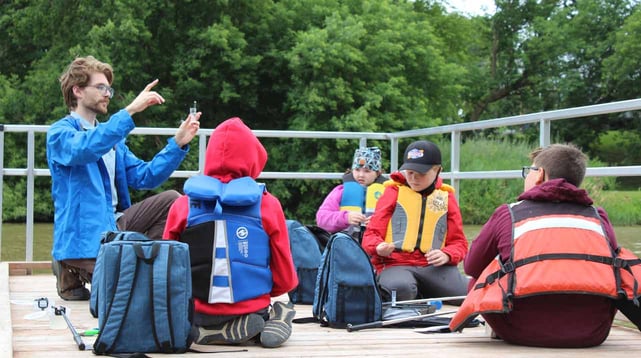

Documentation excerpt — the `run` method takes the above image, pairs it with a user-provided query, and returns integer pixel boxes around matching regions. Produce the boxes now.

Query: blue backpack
[286,220,324,304]
[90,231,193,355]
[312,232,382,328]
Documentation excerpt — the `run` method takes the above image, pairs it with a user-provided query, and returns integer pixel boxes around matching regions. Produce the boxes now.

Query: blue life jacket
[182,175,272,303]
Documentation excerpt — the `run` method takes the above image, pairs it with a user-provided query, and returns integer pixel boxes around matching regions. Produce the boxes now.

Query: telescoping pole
[382,295,466,306]
[346,309,458,332]
[53,306,88,351]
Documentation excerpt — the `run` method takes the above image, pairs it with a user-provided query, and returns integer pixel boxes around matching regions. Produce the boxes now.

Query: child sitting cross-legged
[163,117,298,348]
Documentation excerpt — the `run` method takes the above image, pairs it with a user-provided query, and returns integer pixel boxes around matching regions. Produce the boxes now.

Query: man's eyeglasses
[86,84,115,98]
[521,166,539,179]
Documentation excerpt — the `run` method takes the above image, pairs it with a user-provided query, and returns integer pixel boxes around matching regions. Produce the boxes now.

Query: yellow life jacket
[384,185,449,253]
[365,182,385,215]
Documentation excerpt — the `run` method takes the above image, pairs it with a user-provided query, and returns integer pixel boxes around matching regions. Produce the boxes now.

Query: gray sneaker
[260,301,296,348]
[196,314,265,345]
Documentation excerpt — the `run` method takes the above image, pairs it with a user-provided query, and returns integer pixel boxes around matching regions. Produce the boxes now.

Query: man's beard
[87,100,109,115]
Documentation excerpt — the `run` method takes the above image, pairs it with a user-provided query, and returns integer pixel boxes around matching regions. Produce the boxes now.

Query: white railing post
[390,137,400,172]
[26,130,35,262]
[198,132,207,174]
[451,131,462,202]
[0,126,4,260]
[540,119,551,148]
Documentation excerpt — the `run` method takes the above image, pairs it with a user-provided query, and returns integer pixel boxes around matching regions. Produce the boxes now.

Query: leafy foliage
[456,139,529,224]
[1,0,640,223]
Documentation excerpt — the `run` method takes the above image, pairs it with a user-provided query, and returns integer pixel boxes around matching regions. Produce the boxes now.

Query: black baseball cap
[399,140,441,174]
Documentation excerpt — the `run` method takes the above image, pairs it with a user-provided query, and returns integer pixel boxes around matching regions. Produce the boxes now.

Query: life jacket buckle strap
[481,271,502,286]
[500,261,515,273]
[613,257,626,268]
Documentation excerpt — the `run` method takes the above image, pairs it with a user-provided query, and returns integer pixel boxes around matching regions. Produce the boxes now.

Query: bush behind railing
[3,138,638,226]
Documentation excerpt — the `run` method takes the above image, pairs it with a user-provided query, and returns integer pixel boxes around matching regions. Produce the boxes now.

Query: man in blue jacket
[46,56,201,300]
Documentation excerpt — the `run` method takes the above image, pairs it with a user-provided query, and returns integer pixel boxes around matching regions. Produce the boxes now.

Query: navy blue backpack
[286,220,325,304]
[312,232,383,328]
[90,231,193,355]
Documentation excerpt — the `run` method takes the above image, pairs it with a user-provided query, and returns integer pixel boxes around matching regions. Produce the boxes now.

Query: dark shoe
[59,286,91,301]
[196,314,265,345]
[260,301,296,348]
[52,260,90,301]
[52,260,63,297]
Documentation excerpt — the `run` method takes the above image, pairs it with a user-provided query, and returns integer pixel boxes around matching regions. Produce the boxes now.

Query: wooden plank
[8,261,51,276]
[0,262,14,357]
[6,269,641,358]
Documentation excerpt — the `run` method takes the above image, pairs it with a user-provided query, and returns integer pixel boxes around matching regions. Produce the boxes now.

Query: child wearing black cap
[362,140,469,302]
[316,146,387,240]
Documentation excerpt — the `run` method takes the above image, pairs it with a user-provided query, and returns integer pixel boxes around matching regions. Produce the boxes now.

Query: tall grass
[1,223,52,261]
[2,222,639,262]
[433,138,630,225]
[593,191,641,226]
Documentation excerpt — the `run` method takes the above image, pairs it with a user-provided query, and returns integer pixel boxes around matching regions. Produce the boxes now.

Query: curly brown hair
[59,56,113,110]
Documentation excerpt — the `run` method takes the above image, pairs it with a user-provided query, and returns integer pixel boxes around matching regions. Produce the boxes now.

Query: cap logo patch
[407,148,424,160]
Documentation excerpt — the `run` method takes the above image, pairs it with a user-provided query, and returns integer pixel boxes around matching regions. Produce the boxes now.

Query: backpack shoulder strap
[93,244,139,354]
[312,235,337,323]
[149,243,177,353]
[95,242,176,354]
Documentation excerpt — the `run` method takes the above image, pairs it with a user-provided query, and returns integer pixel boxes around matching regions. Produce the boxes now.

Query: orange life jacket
[450,200,641,332]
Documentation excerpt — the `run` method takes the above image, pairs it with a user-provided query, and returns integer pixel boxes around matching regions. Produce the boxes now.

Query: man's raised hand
[125,79,166,115]
[175,112,201,147]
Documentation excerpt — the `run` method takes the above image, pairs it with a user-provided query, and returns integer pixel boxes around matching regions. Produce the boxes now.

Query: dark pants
[56,190,181,293]
[377,265,468,303]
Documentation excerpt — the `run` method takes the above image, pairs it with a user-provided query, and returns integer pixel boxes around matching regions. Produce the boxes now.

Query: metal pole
[53,306,88,351]
[347,309,458,332]
[383,295,467,306]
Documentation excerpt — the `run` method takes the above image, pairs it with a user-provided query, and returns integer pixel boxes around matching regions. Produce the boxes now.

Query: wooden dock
[3,261,641,357]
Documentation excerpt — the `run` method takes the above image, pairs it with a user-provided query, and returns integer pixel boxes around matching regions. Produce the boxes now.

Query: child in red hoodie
[164,117,298,348]
[362,140,468,303]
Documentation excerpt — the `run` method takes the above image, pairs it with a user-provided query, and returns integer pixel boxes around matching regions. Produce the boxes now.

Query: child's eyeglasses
[521,166,539,179]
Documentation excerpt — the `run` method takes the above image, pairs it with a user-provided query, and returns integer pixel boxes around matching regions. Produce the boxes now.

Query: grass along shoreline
[2,221,640,262]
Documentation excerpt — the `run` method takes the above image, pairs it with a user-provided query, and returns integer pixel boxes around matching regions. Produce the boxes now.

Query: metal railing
[3,98,641,260]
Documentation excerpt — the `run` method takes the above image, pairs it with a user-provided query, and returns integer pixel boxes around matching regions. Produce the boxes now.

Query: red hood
[204,117,267,182]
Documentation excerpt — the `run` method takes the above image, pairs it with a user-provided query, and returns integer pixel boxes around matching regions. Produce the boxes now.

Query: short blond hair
[59,56,113,110]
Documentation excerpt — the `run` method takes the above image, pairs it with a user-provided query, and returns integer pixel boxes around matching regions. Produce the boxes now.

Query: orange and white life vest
[450,200,641,332]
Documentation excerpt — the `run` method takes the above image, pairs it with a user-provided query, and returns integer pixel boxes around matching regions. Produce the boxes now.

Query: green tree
[1,0,640,223]
[459,0,641,162]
